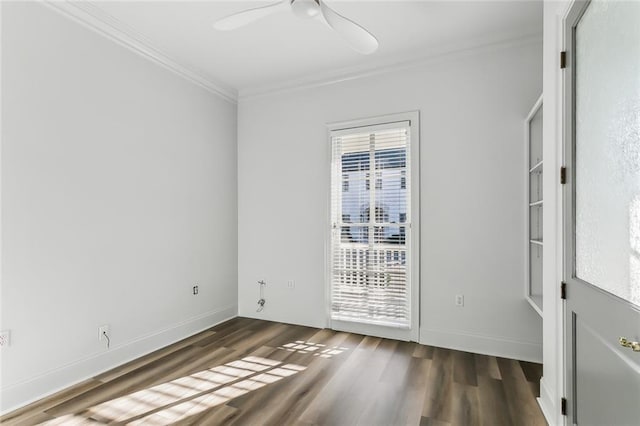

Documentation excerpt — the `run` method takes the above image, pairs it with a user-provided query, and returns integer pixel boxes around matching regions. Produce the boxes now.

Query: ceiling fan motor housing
[291,0,321,19]
[213,0,378,55]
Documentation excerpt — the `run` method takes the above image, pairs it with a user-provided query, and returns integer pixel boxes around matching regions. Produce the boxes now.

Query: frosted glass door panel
[575,0,640,306]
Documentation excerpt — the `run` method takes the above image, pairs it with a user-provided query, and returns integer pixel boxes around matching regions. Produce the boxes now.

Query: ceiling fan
[213,0,379,55]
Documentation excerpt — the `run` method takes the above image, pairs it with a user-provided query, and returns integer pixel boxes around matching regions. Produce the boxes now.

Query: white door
[327,112,420,342]
[563,1,640,424]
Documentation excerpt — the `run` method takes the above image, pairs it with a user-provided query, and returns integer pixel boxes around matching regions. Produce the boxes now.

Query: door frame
[562,1,590,419]
[563,0,640,422]
[324,111,420,342]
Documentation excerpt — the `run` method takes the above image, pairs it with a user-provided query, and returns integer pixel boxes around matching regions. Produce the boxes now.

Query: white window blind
[330,122,412,328]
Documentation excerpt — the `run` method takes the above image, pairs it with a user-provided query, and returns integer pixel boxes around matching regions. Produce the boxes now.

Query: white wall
[0,2,237,412]
[238,40,543,361]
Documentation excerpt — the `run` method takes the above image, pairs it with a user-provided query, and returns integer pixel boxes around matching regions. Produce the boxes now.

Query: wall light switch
[455,295,464,307]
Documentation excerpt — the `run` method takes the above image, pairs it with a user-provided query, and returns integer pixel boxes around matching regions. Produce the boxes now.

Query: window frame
[325,111,420,342]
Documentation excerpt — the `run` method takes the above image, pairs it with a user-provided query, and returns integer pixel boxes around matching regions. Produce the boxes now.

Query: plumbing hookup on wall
[256,280,266,312]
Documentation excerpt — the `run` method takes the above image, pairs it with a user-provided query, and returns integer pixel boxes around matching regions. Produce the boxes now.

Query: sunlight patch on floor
[128,361,305,424]
[278,340,348,358]
[39,356,305,425]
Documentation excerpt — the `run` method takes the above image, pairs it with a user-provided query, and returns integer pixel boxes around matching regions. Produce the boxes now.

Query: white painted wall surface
[0,2,237,412]
[238,40,543,362]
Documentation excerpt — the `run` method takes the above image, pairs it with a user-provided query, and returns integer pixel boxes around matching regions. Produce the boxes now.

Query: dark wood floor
[2,317,546,425]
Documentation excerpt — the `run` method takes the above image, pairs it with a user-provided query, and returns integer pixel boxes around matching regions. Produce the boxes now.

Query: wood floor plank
[315,337,398,426]
[45,345,239,419]
[450,382,480,426]
[173,403,240,426]
[379,340,415,383]
[222,322,289,354]
[94,330,217,383]
[226,357,334,426]
[0,379,102,425]
[0,410,56,426]
[121,343,300,425]
[358,355,431,426]
[197,327,256,350]
[220,336,342,425]
[452,350,478,387]
[497,357,546,426]
[519,360,544,383]
[474,353,502,380]
[2,318,546,426]
[395,356,432,426]
[477,375,512,426]
[419,416,451,426]
[297,336,393,425]
[412,343,434,359]
[421,347,454,423]
[528,380,541,399]
[41,346,200,417]
[264,323,319,349]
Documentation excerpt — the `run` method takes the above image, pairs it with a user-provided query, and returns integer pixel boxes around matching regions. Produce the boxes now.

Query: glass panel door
[563,1,640,423]
[574,0,640,306]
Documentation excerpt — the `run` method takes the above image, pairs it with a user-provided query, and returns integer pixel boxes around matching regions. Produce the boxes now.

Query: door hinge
[560,166,567,184]
[561,397,567,415]
[561,282,567,300]
[560,51,567,69]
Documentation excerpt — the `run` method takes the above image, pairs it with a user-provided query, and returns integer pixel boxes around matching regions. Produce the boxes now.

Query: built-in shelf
[526,95,543,318]
[529,161,543,173]
[527,294,543,316]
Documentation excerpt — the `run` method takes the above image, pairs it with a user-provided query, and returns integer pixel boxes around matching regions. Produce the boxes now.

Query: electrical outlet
[0,330,11,348]
[98,325,110,341]
[193,285,199,295]
[287,280,295,289]
[455,295,464,307]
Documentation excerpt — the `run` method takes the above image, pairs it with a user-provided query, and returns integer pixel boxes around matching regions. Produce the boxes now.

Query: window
[342,173,349,192]
[330,118,415,329]
[375,177,383,190]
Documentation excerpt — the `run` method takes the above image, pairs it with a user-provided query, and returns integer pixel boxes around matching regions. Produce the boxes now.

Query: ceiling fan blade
[319,1,378,54]
[214,0,288,31]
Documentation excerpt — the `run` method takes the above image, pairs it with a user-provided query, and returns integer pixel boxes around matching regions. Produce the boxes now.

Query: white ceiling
[88,1,542,96]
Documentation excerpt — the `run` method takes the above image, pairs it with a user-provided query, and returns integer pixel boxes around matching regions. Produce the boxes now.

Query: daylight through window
[330,122,411,327]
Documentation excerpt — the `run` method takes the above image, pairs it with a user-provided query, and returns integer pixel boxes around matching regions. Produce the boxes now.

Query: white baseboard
[419,327,542,363]
[0,305,237,415]
[537,376,557,426]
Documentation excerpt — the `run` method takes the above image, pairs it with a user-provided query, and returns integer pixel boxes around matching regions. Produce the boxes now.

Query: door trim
[324,111,420,342]
[563,1,590,422]
[562,1,640,423]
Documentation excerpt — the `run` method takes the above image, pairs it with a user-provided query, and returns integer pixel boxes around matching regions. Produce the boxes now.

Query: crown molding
[239,32,543,100]
[41,1,238,104]
[38,0,541,106]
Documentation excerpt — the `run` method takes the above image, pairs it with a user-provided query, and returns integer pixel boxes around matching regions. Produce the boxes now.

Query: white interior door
[564,1,640,424]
